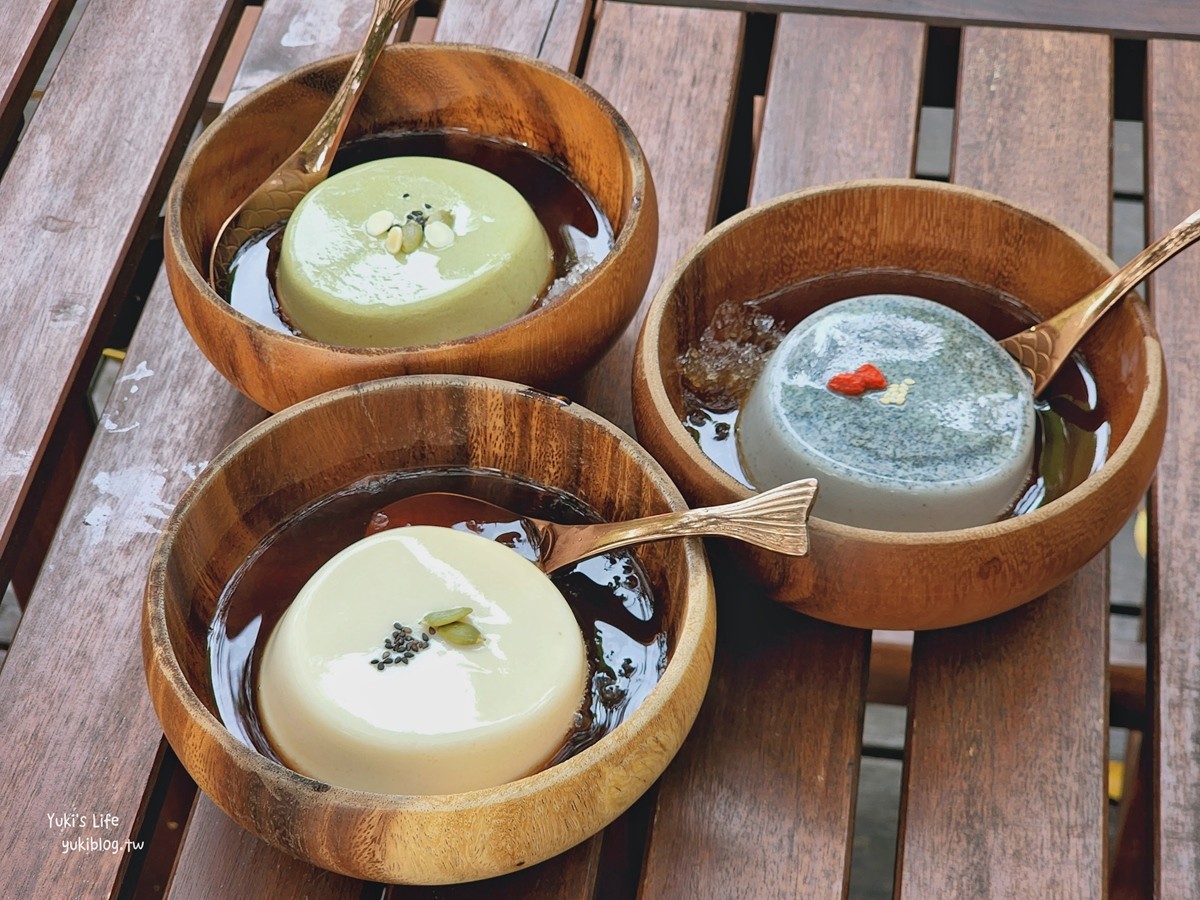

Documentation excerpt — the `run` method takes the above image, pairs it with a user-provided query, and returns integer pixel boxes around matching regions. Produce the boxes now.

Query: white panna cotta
[738,294,1036,531]
[257,526,588,794]
[275,156,554,347]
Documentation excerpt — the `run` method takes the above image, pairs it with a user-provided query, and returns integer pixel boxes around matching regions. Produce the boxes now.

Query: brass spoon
[1001,205,1200,396]
[368,479,819,573]
[207,0,415,292]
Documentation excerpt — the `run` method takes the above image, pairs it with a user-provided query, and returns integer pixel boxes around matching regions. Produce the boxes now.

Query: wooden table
[1,1,1197,896]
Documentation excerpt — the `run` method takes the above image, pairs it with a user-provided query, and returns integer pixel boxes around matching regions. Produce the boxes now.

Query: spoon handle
[539,479,818,573]
[294,0,413,176]
[208,0,414,287]
[1001,204,1200,396]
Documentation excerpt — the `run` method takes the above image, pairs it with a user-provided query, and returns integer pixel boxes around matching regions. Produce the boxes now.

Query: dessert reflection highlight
[258,526,587,795]
[275,157,554,347]
[209,469,668,796]
[679,273,1110,531]
[224,131,615,345]
[738,294,1036,531]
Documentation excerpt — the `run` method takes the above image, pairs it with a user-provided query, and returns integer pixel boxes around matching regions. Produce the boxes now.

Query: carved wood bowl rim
[633,178,1167,629]
[164,43,657,412]
[143,375,715,883]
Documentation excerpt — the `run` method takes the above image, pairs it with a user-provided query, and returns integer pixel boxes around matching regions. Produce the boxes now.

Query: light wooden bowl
[143,376,713,884]
[632,179,1166,630]
[165,44,657,412]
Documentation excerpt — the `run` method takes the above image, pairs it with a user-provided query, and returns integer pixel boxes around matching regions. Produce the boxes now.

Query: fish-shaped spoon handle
[207,0,415,292]
[1001,204,1200,397]
[535,478,818,573]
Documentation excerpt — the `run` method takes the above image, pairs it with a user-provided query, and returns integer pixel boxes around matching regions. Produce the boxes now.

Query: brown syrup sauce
[224,129,615,337]
[208,467,667,782]
[679,270,1110,516]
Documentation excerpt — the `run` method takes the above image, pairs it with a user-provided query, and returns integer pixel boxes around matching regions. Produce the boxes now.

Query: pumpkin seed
[422,606,472,628]
[438,621,483,646]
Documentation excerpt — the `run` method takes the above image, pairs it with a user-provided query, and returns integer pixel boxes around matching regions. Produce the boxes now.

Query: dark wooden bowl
[165,44,657,412]
[633,179,1166,630]
[143,376,713,883]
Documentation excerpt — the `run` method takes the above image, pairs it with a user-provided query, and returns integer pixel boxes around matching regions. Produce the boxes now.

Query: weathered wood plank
[636,14,923,898]
[435,0,590,73]
[575,0,743,434]
[0,0,237,559]
[897,28,1112,899]
[169,797,364,900]
[621,0,1200,41]
[0,0,76,156]
[1145,36,1200,900]
[0,266,261,899]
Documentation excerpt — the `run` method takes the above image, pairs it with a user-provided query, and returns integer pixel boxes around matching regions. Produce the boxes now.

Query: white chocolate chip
[366,210,395,237]
[384,227,404,254]
[424,221,455,249]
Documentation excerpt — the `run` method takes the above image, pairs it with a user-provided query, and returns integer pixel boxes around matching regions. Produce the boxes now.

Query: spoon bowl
[208,0,414,291]
[368,480,818,573]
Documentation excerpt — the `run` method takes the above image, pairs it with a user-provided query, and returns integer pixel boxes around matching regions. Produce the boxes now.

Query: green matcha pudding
[275,157,554,347]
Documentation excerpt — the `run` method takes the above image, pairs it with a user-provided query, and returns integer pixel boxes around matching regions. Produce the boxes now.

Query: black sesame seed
[376,663,386,671]
[393,621,403,630]
[400,658,409,665]
[370,658,380,665]
[382,651,392,659]
[402,193,410,199]
[401,626,412,634]
[420,632,428,641]
[428,626,437,634]
[403,651,414,659]
[384,639,394,649]
[418,640,429,650]
[424,203,431,209]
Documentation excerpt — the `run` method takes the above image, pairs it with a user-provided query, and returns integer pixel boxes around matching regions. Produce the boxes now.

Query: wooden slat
[897,28,1112,898]
[434,0,589,73]
[867,632,1148,731]
[170,798,364,900]
[621,0,1200,41]
[750,15,924,200]
[387,838,601,899]
[167,1,601,895]
[575,0,743,434]
[0,0,237,557]
[0,0,75,155]
[0,267,261,899]
[1145,36,1200,900]
[635,14,922,898]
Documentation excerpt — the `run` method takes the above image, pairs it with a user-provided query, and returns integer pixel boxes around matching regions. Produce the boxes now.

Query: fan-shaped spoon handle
[538,479,818,573]
[1001,204,1200,396]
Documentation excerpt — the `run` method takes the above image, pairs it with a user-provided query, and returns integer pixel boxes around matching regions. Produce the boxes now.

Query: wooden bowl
[143,376,713,883]
[632,179,1166,630]
[165,44,657,412]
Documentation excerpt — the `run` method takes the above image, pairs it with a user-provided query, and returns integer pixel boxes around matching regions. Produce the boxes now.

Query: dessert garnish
[826,363,888,396]
[365,204,456,254]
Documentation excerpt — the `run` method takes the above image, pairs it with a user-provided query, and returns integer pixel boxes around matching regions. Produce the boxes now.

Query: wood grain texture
[145,375,714,884]
[387,835,600,899]
[0,268,263,899]
[618,0,1200,41]
[167,42,654,412]
[638,16,920,899]
[170,797,364,900]
[898,28,1113,898]
[575,1,743,433]
[0,0,237,558]
[632,179,1161,628]
[0,0,75,156]
[1145,36,1200,900]
[226,0,378,108]
[435,0,590,73]
[750,14,924,202]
